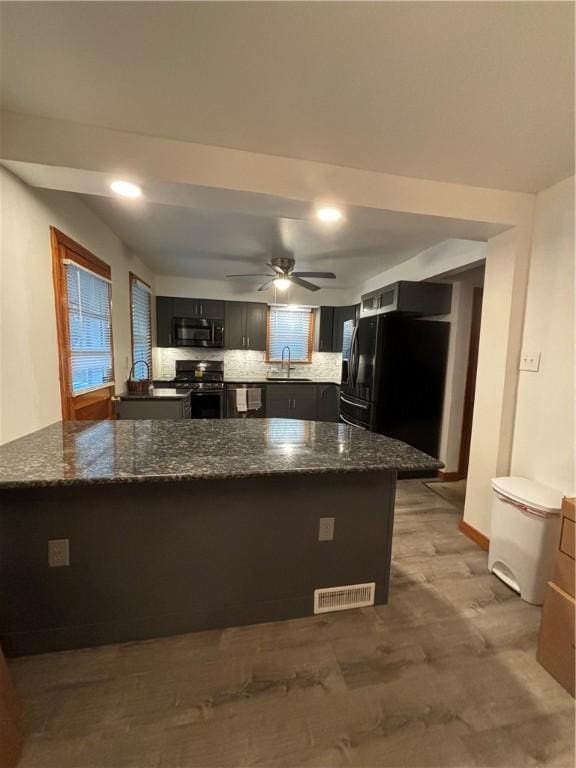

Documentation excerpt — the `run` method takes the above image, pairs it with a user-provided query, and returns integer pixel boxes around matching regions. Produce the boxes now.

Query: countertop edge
[0,460,442,490]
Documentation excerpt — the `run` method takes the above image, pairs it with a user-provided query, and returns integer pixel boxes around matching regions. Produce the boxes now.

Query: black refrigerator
[339,314,450,458]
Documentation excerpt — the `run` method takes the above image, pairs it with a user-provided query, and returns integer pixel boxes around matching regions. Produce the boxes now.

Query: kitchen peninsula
[0,419,441,655]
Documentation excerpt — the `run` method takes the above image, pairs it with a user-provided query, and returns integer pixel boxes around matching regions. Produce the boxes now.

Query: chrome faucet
[281,346,291,379]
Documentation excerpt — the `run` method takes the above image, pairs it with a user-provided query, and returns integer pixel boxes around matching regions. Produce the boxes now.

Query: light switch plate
[318,517,335,542]
[519,351,541,372]
[48,538,70,567]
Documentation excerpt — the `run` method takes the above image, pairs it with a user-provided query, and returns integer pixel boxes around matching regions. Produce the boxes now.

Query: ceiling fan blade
[292,272,336,279]
[226,273,275,278]
[257,279,276,291]
[290,276,321,292]
[267,263,285,275]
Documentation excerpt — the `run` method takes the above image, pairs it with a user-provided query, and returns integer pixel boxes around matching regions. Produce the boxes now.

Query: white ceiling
[5,159,505,286]
[1,2,573,193]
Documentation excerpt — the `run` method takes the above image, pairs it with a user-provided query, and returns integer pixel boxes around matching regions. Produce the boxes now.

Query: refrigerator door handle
[348,324,358,385]
[351,326,360,386]
[340,395,368,410]
[340,413,365,429]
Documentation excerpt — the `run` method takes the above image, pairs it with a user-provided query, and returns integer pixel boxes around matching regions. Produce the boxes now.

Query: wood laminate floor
[9,480,575,768]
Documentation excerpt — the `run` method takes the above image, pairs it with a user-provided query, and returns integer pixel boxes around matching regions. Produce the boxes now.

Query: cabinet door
[292,385,318,420]
[245,302,267,351]
[332,305,357,352]
[266,386,292,418]
[198,299,224,319]
[173,298,198,318]
[318,307,334,352]
[317,384,340,422]
[224,302,246,349]
[156,296,174,347]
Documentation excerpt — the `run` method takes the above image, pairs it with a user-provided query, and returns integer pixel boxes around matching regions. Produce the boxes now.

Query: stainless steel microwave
[173,317,224,348]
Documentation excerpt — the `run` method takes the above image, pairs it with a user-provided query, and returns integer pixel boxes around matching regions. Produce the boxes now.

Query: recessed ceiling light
[110,180,142,198]
[273,277,291,291]
[316,206,343,223]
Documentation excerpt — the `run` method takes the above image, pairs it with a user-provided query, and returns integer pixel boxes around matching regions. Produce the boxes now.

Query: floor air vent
[313,582,376,614]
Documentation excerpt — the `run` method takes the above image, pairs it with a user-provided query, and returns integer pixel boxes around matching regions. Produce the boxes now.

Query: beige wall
[510,176,575,495]
[0,167,154,444]
[464,177,574,536]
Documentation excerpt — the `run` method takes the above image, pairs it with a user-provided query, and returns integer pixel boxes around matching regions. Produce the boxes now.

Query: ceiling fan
[226,255,336,292]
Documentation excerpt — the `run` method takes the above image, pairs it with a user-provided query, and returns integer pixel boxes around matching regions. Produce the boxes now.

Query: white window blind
[268,306,313,362]
[65,261,114,395]
[130,276,152,379]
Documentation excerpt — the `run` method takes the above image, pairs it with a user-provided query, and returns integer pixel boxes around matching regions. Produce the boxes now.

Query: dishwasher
[226,384,266,418]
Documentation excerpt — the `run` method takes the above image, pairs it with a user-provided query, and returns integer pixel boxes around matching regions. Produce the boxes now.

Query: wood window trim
[129,271,152,377]
[265,306,315,364]
[50,227,116,420]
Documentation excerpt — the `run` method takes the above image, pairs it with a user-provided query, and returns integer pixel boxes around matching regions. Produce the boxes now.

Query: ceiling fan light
[273,277,291,291]
[110,180,142,198]
[316,205,343,223]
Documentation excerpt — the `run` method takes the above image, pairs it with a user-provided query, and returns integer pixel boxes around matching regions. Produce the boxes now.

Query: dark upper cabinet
[360,281,452,318]
[332,305,358,352]
[156,297,174,347]
[224,302,245,349]
[225,301,267,351]
[318,307,335,352]
[245,302,267,351]
[173,298,224,319]
[317,384,340,422]
[200,299,224,319]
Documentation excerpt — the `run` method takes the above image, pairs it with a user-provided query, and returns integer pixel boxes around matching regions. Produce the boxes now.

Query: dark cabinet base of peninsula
[0,472,396,655]
[265,383,340,422]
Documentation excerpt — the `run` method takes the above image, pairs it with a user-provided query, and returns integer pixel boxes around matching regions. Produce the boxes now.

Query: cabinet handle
[242,336,246,348]
[168,332,172,345]
[247,336,250,348]
[200,303,203,315]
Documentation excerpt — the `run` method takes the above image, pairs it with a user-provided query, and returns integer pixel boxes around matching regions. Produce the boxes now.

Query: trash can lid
[491,476,563,513]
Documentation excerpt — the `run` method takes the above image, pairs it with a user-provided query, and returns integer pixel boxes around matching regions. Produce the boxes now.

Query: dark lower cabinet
[266,384,336,421]
[317,384,340,422]
[267,384,318,421]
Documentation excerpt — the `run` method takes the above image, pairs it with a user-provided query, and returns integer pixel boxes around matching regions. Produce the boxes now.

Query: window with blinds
[65,261,114,394]
[267,306,314,362]
[130,274,152,380]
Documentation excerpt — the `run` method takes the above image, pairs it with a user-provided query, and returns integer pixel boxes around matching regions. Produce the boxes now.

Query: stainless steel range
[168,360,224,419]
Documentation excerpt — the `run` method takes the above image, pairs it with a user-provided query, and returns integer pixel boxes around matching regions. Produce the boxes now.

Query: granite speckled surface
[0,419,442,489]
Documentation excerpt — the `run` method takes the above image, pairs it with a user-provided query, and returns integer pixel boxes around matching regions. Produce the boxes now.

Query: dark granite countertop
[119,388,191,401]
[0,419,442,489]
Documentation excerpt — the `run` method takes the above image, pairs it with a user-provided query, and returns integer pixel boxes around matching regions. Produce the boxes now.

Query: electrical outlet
[519,351,541,372]
[318,517,335,542]
[48,538,70,567]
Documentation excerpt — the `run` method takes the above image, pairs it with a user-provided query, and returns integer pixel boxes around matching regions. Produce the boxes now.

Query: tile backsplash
[153,348,342,382]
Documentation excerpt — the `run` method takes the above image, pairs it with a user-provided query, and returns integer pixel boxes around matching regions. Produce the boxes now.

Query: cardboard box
[0,645,23,768]
[538,581,575,697]
[562,497,576,523]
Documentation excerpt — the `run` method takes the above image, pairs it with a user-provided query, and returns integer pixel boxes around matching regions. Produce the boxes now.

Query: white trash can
[488,476,563,605]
